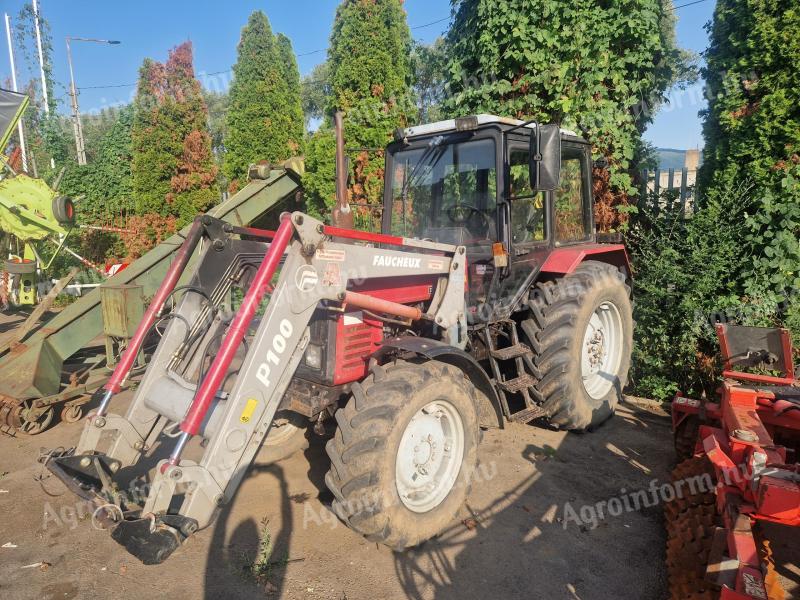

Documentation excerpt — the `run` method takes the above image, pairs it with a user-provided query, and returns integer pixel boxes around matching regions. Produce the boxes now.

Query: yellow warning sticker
[240,398,259,424]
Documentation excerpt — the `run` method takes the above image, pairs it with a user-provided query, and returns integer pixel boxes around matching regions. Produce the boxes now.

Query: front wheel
[325,360,480,549]
[521,260,633,431]
[256,410,309,464]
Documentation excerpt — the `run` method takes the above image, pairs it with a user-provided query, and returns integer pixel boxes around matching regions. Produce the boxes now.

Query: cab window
[508,148,546,245]
[555,147,590,243]
[389,138,497,250]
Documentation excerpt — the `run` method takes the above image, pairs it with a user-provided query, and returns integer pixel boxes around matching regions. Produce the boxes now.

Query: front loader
[44,115,634,563]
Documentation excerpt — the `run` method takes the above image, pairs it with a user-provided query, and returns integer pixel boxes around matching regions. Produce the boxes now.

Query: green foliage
[223,11,305,187]
[303,128,336,219]
[203,90,229,157]
[13,3,57,115]
[131,42,218,224]
[743,165,800,294]
[444,0,695,226]
[304,0,414,217]
[10,2,70,179]
[409,38,449,123]
[699,0,800,296]
[55,105,135,265]
[301,62,331,126]
[627,182,758,400]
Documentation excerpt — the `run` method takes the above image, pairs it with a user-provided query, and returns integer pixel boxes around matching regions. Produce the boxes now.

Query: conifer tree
[224,11,305,188]
[304,0,414,222]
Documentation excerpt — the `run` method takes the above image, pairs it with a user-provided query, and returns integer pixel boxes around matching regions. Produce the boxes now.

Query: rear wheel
[325,360,480,549]
[521,261,633,430]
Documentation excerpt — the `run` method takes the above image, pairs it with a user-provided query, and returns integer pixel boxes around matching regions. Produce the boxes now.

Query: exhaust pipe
[331,111,353,230]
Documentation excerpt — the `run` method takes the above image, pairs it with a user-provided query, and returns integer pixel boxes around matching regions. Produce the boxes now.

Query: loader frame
[47,211,468,563]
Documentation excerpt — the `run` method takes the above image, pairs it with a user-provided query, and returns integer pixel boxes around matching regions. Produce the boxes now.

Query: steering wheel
[447,204,492,227]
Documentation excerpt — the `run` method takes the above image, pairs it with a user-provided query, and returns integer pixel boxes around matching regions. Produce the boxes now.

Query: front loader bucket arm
[45,212,466,564]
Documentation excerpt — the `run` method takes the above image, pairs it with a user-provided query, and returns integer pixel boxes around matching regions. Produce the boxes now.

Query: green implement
[0,165,302,434]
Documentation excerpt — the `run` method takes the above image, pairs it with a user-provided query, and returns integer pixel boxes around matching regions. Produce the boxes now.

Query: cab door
[500,138,553,309]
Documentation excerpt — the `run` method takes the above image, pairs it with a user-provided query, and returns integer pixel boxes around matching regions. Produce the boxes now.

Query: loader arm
[45,211,467,564]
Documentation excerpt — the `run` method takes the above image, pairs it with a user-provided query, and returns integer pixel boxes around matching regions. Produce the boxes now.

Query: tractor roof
[400,114,580,140]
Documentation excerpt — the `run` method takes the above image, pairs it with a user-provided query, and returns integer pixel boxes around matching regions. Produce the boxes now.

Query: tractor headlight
[304,344,323,370]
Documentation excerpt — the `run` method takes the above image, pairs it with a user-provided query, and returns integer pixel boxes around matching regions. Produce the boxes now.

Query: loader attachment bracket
[110,514,198,565]
[44,451,122,502]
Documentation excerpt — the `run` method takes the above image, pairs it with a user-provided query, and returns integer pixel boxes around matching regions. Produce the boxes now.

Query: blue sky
[2,0,714,149]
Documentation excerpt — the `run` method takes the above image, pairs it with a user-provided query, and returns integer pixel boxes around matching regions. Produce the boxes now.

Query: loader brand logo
[372,255,421,269]
[295,265,319,292]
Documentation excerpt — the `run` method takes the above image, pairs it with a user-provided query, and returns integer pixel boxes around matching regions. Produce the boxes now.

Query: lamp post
[66,36,121,165]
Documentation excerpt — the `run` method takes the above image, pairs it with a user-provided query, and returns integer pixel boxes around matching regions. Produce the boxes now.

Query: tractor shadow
[392,402,673,600]
[203,462,294,600]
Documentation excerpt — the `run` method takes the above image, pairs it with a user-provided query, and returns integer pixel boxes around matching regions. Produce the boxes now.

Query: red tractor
[44,115,633,562]
[669,324,800,599]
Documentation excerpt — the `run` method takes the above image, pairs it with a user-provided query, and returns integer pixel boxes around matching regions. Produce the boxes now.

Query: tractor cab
[383,114,595,321]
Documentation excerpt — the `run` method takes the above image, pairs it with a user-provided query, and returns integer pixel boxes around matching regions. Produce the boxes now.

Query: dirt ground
[1,393,681,600]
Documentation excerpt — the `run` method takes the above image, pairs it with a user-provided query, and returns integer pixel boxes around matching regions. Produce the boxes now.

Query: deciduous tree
[444,0,694,230]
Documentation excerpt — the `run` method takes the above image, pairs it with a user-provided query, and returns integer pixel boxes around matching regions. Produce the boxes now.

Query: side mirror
[529,124,561,191]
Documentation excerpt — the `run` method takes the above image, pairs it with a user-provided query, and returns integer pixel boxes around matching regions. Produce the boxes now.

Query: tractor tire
[256,410,309,465]
[521,260,633,431]
[52,195,75,224]
[325,360,480,550]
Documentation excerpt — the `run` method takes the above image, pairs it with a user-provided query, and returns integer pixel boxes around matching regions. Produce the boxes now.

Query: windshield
[388,137,497,249]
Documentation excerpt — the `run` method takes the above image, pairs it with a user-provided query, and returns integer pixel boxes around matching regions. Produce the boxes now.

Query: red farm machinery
[669,323,800,599]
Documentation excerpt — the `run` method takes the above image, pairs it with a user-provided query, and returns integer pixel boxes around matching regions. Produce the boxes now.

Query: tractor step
[490,343,532,361]
[509,405,547,423]
[498,373,537,394]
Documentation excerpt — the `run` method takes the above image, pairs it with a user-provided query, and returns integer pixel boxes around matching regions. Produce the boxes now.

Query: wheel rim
[263,414,301,447]
[61,404,83,423]
[19,405,54,435]
[581,300,624,400]
[395,399,465,513]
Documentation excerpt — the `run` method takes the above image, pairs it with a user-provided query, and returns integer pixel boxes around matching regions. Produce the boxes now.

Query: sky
[2,0,715,150]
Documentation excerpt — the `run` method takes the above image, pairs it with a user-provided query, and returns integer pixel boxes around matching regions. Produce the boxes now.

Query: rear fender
[540,244,631,279]
[374,337,504,429]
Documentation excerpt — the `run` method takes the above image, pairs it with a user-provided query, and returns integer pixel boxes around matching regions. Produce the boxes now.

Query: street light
[66,36,121,166]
